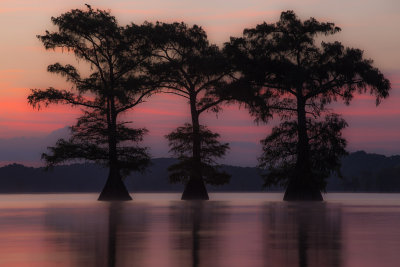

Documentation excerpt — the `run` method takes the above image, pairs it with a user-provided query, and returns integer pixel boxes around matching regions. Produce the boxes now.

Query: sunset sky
[0,0,400,166]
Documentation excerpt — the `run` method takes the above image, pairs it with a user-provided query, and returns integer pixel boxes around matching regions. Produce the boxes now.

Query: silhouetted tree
[225,11,390,200]
[147,22,232,200]
[28,5,155,200]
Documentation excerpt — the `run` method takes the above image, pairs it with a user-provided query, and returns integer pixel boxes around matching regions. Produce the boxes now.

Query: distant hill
[1,151,400,193]
[327,151,400,192]
[0,158,263,193]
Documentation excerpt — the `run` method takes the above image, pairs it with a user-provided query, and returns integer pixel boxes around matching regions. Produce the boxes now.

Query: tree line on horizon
[27,5,391,201]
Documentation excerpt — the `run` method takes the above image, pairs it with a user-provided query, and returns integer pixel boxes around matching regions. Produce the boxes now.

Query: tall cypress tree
[28,5,155,200]
[225,11,391,200]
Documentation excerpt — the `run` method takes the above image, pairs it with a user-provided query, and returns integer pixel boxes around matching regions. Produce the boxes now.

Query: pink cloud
[0,6,53,13]
[189,9,279,22]
[112,8,165,16]
[134,107,186,117]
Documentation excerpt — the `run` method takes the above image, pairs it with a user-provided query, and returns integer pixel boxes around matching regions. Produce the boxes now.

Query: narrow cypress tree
[147,22,232,199]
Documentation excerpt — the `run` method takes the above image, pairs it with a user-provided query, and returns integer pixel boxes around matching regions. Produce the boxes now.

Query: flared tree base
[283,178,323,201]
[181,178,209,200]
[98,173,132,201]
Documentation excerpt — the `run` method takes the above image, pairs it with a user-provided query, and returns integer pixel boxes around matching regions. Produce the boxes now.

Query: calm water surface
[0,193,399,267]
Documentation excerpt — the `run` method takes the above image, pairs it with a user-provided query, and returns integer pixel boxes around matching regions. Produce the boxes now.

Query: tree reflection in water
[169,201,227,267]
[43,202,148,267]
[41,200,343,267]
[262,203,342,267]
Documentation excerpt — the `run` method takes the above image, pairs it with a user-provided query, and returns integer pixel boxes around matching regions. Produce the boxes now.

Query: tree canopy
[166,123,230,186]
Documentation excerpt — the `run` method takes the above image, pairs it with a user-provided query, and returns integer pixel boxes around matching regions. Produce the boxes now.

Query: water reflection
[169,201,226,267]
[1,194,400,266]
[263,203,342,267]
[44,203,148,267]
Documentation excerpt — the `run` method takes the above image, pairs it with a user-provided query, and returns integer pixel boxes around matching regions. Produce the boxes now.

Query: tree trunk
[284,96,322,201]
[99,97,132,201]
[98,166,132,201]
[182,92,209,200]
[182,178,209,200]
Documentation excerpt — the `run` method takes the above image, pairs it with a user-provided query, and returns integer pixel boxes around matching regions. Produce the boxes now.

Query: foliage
[226,10,390,122]
[147,22,232,113]
[42,110,150,176]
[259,113,348,190]
[165,123,230,185]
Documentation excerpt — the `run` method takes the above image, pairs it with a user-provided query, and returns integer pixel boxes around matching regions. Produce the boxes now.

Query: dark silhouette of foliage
[166,123,230,186]
[225,11,391,200]
[259,113,348,191]
[42,110,150,178]
[146,22,232,199]
[27,5,155,200]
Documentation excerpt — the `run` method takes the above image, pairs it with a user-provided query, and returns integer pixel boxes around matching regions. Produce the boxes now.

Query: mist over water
[0,193,399,267]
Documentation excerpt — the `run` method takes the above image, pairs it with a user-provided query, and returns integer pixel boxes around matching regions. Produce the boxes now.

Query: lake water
[0,193,399,267]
